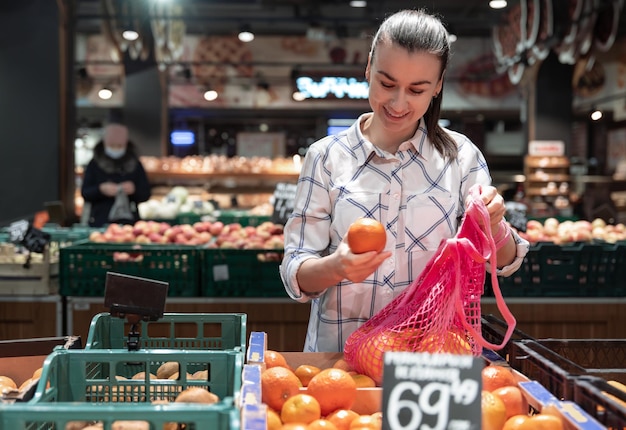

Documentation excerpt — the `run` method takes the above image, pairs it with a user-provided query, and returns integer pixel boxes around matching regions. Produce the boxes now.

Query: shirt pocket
[404,192,458,251]
[334,192,385,238]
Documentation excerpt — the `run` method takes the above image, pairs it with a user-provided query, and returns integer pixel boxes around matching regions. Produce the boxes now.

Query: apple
[209,221,224,236]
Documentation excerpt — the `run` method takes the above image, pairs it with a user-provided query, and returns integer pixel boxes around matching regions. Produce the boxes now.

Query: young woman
[280,9,529,352]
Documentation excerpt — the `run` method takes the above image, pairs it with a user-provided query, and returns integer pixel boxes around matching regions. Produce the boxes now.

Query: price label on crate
[382,352,482,430]
[21,226,51,253]
[8,219,29,243]
[271,182,297,225]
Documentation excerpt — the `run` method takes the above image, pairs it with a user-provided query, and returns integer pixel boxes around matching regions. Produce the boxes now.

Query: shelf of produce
[146,171,299,186]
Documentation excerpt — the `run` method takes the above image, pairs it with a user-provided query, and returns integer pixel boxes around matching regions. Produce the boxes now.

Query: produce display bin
[572,376,626,429]
[489,241,626,297]
[508,339,626,401]
[480,314,535,361]
[85,312,247,352]
[201,248,286,297]
[0,348,243,430]
[60,242,202,297]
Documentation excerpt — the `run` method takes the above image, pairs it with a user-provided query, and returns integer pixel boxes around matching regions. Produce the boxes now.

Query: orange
[482,364,517,392]
[503,414,531,430]
[351,374,376,388]
[267,408,283,430]
[307,419,339,430]
[326,409,359,430]
[481,390,507,430]
[346,218,386,254]
[348,415,381,430]
[517,413,563,430]
[295,364,322,387]
[266,350,289,369]
[307,368,358,416]
[282,424,309,430]
[421,330,472,355]
[354,329,411,386]
[332,359,355,372]
[281,393,321,425]
[492,385,528,419]
[262,366,301,411]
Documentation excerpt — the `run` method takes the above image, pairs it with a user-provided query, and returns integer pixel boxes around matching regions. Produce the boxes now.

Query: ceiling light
[292,91,306,101]
[591,109,603,121]
[203,89,218,101]
[238,25,255,43]
[98,86,113,100]
[489,0,507,9]
[349,1,367,7]
[122,30,139,41]
[448,33,457,43]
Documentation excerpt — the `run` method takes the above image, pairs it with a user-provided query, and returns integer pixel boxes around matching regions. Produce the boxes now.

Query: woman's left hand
[475,185,506,229]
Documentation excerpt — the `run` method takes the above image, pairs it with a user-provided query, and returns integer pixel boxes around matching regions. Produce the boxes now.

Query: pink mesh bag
[343,184,516,385]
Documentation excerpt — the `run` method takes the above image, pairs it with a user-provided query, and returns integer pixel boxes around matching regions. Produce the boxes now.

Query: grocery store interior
[1,0,626,428]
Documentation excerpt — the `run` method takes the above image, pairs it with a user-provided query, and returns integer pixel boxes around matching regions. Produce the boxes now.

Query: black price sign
[271,182,297,225]
[382,352,482,430]
[22,227,51,254]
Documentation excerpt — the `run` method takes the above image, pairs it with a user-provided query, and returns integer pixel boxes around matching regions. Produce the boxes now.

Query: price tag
[271,182,297,225]
[8,220,29,243]
[382,352,483,430]
[21,226,51,253]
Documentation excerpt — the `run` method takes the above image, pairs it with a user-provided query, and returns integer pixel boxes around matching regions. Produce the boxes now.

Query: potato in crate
[85,312,247,352]
[60,242,202,297]
[0,348,243,430]
[201,248,286,297]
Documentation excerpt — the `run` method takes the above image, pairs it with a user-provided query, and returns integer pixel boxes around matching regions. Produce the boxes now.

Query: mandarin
[281,424,309,430]
[493,385,528,419]
[332,359,355,372]
[481,390,507,430]
[503,414,531,430]
[307,419,339,430]
[266,350,289,369]
[517,413,564,430]
[281,393,322,425]
[351,373,376,388]
[267,408,283,430]
[262,366,301,411]
[348,415,381,430]
[0,376,17,389]
[307,368,358,416]
[482,364,517,392]
[295,364,322,387]
[346,218,386,254]
[326,409,360,430]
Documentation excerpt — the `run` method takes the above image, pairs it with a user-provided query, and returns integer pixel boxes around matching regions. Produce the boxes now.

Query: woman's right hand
[99,182,119,197]
[332,241,392,283]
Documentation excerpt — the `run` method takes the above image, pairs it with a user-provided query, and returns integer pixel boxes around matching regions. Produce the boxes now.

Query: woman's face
[365,41,444,138]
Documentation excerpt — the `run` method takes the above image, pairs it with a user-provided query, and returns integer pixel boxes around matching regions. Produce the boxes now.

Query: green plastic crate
[216,210,272,227]
[85,312,247,352]
[201,249,286,297]
[488,242,626,297]
[60,242,201,297]
[0,348,243,429]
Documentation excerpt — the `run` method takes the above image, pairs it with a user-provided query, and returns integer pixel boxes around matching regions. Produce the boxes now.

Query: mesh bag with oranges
[344,185,517,385]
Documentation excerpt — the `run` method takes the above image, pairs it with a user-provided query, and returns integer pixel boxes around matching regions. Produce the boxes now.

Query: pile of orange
[261,351,382,430]
[481,364,564,430]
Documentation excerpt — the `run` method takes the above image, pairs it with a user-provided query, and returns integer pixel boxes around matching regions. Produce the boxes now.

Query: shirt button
[393,193,400,200]
[389,258,394,265]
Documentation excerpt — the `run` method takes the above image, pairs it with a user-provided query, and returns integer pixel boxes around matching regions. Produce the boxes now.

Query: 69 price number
[385,378,479,430]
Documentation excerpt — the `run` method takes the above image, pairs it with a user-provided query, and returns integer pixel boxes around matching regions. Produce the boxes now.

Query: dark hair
[370,9,457,159]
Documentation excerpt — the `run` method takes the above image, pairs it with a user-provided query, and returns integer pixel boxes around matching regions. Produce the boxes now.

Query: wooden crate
[0,244,59,295]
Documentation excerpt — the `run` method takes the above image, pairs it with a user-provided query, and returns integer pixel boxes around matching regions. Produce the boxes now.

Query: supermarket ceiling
[72,0,512,40]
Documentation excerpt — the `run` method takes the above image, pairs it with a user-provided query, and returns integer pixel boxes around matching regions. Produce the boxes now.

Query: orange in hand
[347,218,386,254]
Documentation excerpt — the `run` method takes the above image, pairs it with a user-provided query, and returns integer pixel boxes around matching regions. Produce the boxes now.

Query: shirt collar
[349,115,434,164]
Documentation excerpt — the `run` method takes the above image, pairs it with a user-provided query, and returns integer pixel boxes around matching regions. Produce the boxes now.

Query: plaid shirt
[280,113,529,352]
